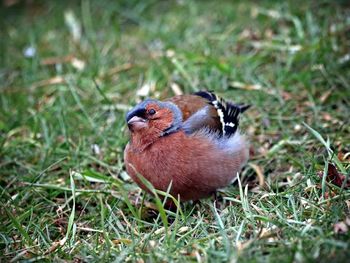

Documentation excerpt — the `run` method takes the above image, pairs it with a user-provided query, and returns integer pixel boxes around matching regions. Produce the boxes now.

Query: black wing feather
[194,91,250,136]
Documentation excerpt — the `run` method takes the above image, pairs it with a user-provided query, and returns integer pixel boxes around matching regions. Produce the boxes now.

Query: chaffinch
[124,91,250,201]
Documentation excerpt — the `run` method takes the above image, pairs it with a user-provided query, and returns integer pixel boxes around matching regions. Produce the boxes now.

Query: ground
[1,0,350,262]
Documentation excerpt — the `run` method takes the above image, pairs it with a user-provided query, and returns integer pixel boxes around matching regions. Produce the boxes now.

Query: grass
[1,0,350,262]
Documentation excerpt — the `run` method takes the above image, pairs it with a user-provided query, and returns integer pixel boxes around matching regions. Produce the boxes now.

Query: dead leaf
[334,221,348,234]
[319,163,350,188]
[149,240,156,248]
[103,63,133,77]
[321,112,332,122]
[143,201,158,210]
[337,151,350,162]
[64,10,82,43]
[44,237,67,255]
[324,191,336,199]
[166,49,175,58]
[71,58,85,71]
[236,239,254,251]
[112,238,132,245]
[170,82,183,96]
[230,81,262,91]
[4,0,20,7]
[346,217,350,226]
[320,89,333,103]
[41,55,74,65]
[154,227,166,235]
[258,226,280,241]
[178,226,189,234]
[281,91,293,101]
[137,81,155,97]
[346,200,350,210]
[30,76,66,90]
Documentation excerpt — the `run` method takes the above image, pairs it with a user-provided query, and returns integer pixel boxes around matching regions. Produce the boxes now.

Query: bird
[124,91,250,202]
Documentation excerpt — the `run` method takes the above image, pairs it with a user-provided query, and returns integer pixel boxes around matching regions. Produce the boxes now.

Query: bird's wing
[166,94,221,134]
[167,91,250,136]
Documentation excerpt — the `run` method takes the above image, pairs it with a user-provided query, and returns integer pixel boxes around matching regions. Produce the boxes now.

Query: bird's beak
[127,116,147,132]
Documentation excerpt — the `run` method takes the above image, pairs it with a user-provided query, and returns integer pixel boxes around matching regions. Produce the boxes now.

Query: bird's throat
[130,129,163,153]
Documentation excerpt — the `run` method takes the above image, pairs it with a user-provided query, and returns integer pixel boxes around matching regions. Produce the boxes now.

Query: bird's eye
[148,109,156,115]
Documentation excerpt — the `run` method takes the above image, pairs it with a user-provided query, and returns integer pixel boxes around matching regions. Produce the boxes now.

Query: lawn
[1,0,350,262]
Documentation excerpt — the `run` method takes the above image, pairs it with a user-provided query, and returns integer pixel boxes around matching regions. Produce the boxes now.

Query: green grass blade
[303,123,347,175]
[4,206,34,247]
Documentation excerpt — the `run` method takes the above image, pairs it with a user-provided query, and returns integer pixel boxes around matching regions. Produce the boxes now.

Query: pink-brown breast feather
[124,130,248,201]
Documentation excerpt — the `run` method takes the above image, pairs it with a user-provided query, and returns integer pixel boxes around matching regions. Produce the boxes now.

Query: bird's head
[126,99,183,137]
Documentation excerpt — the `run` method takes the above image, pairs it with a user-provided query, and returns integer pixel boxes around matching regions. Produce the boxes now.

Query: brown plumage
[166,94,220,132]
[124,91,250,201]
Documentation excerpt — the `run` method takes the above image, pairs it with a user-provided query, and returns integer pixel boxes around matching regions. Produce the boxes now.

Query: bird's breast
[124,131,248,201]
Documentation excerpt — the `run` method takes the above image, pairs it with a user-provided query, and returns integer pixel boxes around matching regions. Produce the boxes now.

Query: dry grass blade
[248,163,265,187]
[29,76,66,90]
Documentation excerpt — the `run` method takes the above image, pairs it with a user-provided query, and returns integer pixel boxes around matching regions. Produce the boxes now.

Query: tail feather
[194,91,249,136]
